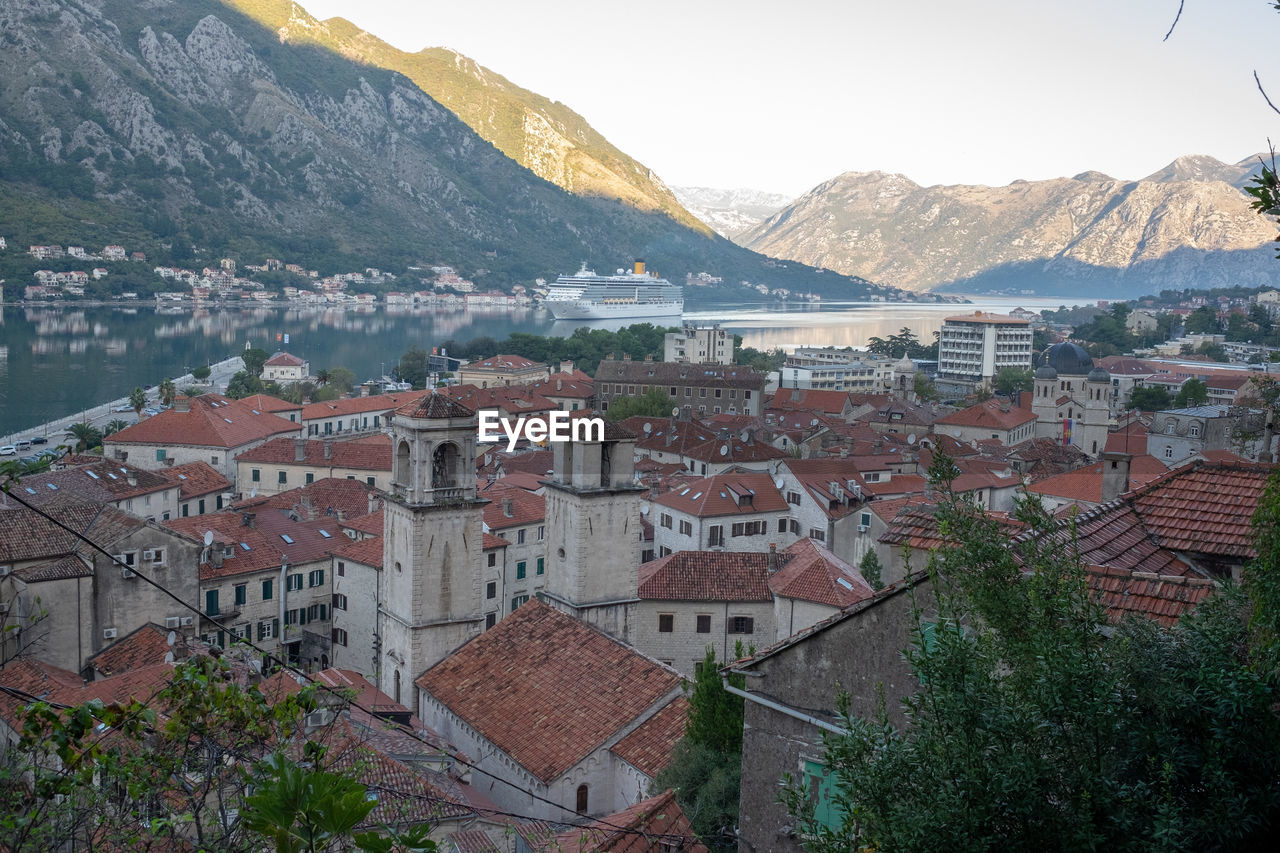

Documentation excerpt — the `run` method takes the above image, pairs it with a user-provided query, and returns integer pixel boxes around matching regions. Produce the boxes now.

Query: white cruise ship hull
[548,299,684,320]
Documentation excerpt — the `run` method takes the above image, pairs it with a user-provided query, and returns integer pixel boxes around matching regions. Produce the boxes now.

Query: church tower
[380,393,486,710]
[541,418,644,642]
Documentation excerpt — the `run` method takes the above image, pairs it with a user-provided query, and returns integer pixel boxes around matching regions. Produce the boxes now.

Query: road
[0,355,246,448]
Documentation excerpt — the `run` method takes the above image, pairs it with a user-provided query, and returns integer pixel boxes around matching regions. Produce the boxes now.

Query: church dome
[1087,366,1110,383]
[894,355,916,373]
[1038,342,1093,376]
[1034,365,1058,380]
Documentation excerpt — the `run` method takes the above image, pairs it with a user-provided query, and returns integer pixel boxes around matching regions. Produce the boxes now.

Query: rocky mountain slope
[740,155,1279,296]
[226,0,707,234]
[671,186,793,239]
[0,0,867,299]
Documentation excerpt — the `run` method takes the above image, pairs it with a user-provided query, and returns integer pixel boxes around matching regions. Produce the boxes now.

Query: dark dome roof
[1034,365,1059,380]
[1087,366,1110,382]
[1038,342,1093,375]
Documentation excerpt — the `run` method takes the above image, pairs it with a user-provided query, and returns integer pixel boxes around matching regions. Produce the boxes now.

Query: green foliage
[867,328,937,360]
[66,421,102,452]
[1070,303,1140,353]
[1195,341,1229,362]
[157,378,177,407]
[859,550,883,590]
[102,419,130,437]
[1184,305,1220,335]
[734,336,786,372]
[1173,378,1209,408]
[605,387,677,422]
[994,366,1034,395]
[313,385,342,402]
[913,372,940,403]
[227,370,265,399]
[785,489,1280,852]
[398,346,430,389]
[326,366,356,394]
[654,646,748,851]
[1128,385,1173,411]
[438,324,675,377]
[243,348,270,377]
[129,386,147,416]
[192,365,212,381]
[1246,467,1280,667]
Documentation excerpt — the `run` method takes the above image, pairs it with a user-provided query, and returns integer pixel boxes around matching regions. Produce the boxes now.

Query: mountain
[671,186,794,239]
[225,0,707,234]
[0,0,870,300]
[740,156,1280,297]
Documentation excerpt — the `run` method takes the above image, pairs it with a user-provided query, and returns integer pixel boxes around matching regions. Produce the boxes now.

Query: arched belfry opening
[432,441,460,489]
[395,439,412,487]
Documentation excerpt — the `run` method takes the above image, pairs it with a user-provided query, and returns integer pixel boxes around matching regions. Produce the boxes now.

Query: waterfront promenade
[0,355,245,448]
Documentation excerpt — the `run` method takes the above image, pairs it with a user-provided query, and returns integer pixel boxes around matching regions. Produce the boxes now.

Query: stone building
[595,358,767,417]
[1031,342,1112,457]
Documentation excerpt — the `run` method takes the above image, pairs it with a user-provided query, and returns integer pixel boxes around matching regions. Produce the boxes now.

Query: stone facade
[632,598,773,678]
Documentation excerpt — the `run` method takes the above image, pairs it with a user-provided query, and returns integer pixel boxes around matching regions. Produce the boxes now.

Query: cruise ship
[544,260,684,320]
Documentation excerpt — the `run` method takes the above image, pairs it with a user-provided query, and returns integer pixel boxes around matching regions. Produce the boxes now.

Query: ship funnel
[634,259,646,275]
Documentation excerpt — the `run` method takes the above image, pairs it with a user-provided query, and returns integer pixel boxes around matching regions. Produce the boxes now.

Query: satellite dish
[643,422,652,434]
[203,530,214,546]
[250,487,257,498]
[907,434,916,445]
[719,445,729,456]
[164,651,175,664]
[774,476,785,489]
[640,504,650,515]
[810,418,819,426]
[167,631,176,646]
[671,407,680,418]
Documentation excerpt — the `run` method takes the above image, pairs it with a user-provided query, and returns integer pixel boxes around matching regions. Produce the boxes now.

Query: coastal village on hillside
[3,306,1279,850]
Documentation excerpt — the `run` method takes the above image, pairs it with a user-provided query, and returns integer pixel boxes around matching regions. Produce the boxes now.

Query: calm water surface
[0,295,1072,437]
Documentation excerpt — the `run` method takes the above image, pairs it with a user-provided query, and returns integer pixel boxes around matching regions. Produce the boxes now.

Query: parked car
[142,407,160,416]
[0,445,16,457]
[112,404,134,413]
[15,439,32,451]
[29,436,47,445]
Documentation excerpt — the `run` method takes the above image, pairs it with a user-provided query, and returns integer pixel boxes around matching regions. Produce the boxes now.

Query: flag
[283,333,290,344]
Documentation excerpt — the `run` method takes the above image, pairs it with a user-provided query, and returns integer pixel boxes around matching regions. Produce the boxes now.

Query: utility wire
[0,487,703,845]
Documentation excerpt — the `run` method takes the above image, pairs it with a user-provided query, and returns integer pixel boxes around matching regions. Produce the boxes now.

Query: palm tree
[130,386,147,418]
[316,369,331,387]
[66,421,103,453]
[103,419,130,437]
[158,378,176,407]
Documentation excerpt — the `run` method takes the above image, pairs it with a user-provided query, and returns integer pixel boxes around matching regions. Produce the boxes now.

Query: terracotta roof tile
[637,552,773,602]
[87,623,175,677]
[333,535,384,567]
[610,696,688,777]
[652,472,786,518]
[342,509,384,538]
[394,391,474,419]
[16,461,174,504]
[265,351,306,367]
[159,461,232,500]
[768,388,853,416]
[239,478,380,523]
[1026,455,1168,504]
[597,360,767,391]
[767,539,875,608]
[482,533,510,550]
[105,394,300,449]
[467,354,544,371]
[936,398,1037,430]
[416,600,681,783]
[304,390,431,420]
[1129,461,1272,560]
[544,789,707,853]
[1085,566,1218,627]
[479,484,545,530]
[235,435,391,471]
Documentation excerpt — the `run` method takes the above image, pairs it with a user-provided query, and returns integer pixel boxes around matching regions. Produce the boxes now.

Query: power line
[0,487,702,845]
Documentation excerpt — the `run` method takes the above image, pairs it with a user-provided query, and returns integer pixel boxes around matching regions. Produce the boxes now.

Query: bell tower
[380,393,486,709]
[542,418,643,642]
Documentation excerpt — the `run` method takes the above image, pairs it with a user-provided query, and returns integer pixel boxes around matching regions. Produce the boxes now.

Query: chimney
[126,473,137,487]
[294,438,307,462]
[556,379,563,391]
[644,353,653,363]
[323,439,333,460]
[1101,451,1132,503]
[368,491,379,516]
[502,497,513,518]
[840,446,849,459]
[241,512,255,528]
[767,543,778,573]
[622,353,631,362]
[560,360,574,374]
[174,396,191,413]
[212,548,223,568]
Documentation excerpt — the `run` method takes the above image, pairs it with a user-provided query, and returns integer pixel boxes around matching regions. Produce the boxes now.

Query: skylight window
[46,483,57,490]
[252,409,261,415]
[223,418,233,424]
[107,473,118,480]
[319,529,332,539]
[24,487,35,495]
[87,471,99,479]
[837,577,854,591]
[240,542,251,551]
[178,474,187,480]
[280,534,294,544]
[692,492,703,500]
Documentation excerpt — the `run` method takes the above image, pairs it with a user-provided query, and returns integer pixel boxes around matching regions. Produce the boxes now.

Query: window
[516,561,527,580]
[778,518,788,533]
[658,614,674,633]
[286,573,303,592]
[786,491,801,505]
[234,584,246,606]
[708,525,724,547]
[860,511,872,527]
[205,590,219,617]
[285,609,299,626]
[1165,420,1176,434]
[659,546,672,557]
[699,388,707,398]
[211,456,219,466]
[332,593,347,610]
[511,594,530,611]
[536,557,544,575]
[538,525,545,541]
[257,619,277,640]
[306,603,329,622]
[809,528,826,542]
[366,477,375,486]
[660,513,673,529]
[486,581,497,600]
[486,612,497,629]
[276,470,287,485]
[576,784,589,815]
[198,499,205,514]
[337,562,345,577]
[151,548,166,566]
[156,449,166,461]
[697,614,711,634]
[262,579,274,600]
[1165,446,1174,459]
[309,569,325,587]
[332,628,348,646]
[684,387,692,397]
[679,519,693,536]
[866,472,881,483]
[1190,423,1201,438]
[488,552,497,567]
[251,468,261,483]
[732,520,766,537]
[728,616,754,634]
[714,388,722,398]
[306,472,314,484]
[517,529,526,545]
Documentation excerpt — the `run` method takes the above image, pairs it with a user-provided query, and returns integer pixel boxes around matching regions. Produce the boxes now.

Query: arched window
[395,440,411,485]
[394,670,401,705]
[432,442,460,488]
[576,784,589,814]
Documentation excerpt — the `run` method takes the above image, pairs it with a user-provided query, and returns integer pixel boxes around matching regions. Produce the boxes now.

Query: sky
[301,0,1280,198]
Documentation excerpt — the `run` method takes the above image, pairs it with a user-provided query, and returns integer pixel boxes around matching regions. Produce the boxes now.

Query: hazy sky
[302,0,1280,197]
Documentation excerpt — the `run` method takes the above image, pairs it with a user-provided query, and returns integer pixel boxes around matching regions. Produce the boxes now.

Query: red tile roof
[1041,502,1193,577]
[936,398,1037,431]
[651,472,786,518]
[342,509,384,538]
[416,600,681,783]
[265,351,306,367]
[15,460,174,505]
[333,535,384,567]
[769,388,853,416]
[305,390,431,420]
[638,552,773,602]
[1086,566,1218,627]
[236,393,303,415]
[466,354,544,371]
[394,391,474,419]
[241,477,380,523]
[235,435,391,471]
[528,373,595,399]
[1103,420,1151,454]
[0,494,137,565]
[105,394,300,449]
[1027,455,1168,504]
[160,461,232,499]
[482,532,510,550]
[768,539,875,608]
[1129,461,1272,561]
[479,484,546,530]
[610,696,688,778]
[86,623,177,677]
[542,789,707,853]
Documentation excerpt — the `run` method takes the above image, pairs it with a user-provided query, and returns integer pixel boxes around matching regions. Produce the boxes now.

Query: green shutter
[262,579,273,600]
[804,760,844,831]
[536,557,544,575]
[205,590,218,616]
[516,561,526,580]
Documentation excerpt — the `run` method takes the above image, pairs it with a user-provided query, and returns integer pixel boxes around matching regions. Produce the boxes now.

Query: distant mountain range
[670,186,793,240]
[736,155,1280,297]
[0,0,872,301]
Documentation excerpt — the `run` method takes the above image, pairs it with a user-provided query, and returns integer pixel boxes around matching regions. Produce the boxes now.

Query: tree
[327,367,356,394]
[242,347,270,377]
[653,646,748,851]
[605,387,678,422]
[226,370,265,399]
[192,365,212,381]
[65,421,102,453]
[913,372,940,403]
[102,419,130,437]
[129,386,147,418]
[1195,341,1229,362]
[1184,306,1219,335]
[784,486,1280,851]
[313,385,342,402]
[1174,378,1209,408]
[158,378,176,407]
[859,550,883,590]
[315,368,331,387]
[399,346,430,389]
[1128,385,1173,411]
[994,366,1033,395]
